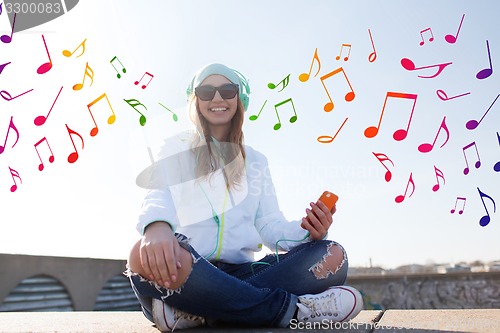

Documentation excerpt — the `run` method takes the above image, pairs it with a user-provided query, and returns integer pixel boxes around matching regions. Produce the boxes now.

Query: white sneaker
[152,298,205,332]
[297,286,364,323]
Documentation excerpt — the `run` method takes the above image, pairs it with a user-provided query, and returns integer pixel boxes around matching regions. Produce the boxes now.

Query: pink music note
[317,118,348,144]
[8,166,22,192]
[299,48,321,82]
[368,29,377,63]
[372,152,394,182]
[401,58,452,79]
[495,132,500,173]
[110,56,126,79]
[462,141,481,175]
[124,98,147,126]
[34,86,63,126]
[364,92,418,141]
[0,88,34,101]
[336,43,352,61]
[436,89,470,101]
[419,27,434,46]
[395,173,415,203]
[319,67,355,112]
[477,187,496,227]
[1,12,16,43]
[62,38,87,58]
[87,93,116,136]
[418,116,450,153]
[445,14,465,44]
[34,137,54,171]
[450,197,466,214]
[0,116,19,154]
[476,40,493,80]
[466,93,499,130]
[73,62,94,91]
[134,72,154,89]
[65,124,84,163]
[432,165,445,192]
[0,62,11,75]
[37,35,53,74]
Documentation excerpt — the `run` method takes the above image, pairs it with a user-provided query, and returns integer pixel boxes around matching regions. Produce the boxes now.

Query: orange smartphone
[301,191,339,228]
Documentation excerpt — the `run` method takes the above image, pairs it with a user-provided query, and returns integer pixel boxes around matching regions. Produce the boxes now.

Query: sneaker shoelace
[171,310,205,331]
[300,290,341,319]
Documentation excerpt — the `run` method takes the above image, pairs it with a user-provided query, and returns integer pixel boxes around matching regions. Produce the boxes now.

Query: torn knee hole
[309,244,346,279]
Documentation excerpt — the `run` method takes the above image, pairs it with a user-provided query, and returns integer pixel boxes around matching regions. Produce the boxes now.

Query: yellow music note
[73,62,94,91]
[299,48,321,82]
[62,38,87,58]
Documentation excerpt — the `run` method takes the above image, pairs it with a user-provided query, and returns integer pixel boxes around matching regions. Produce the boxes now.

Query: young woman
[127,63,363,331]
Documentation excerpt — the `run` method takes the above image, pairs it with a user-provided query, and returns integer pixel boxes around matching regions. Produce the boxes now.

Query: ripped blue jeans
[127,235,348,327]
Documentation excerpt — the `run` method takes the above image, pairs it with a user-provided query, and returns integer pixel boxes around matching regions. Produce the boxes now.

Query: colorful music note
[368,29,377,63]
[0,62,11,75]
[495,132,500,173]
[158,102,178,122]
[62,38,87,58]
[395,173,415,203]
[0,88,34,101]
[73,62,94,91]
[87,93,116,136]
[299,48,321,82]
[110,56,126,79]
[8,167,21,192]
[432,165,445,192]
[34,137,54,171]
[37,35,53,74]
[419,28,434,46]
[436,89,470,101]
[124,98,147,126]
[0,116,19,154]
[65,124,84,163]
[1,12,15,43]
[476,40,493,80]
[268,74,290,92]
[372,152,394,182]
[450,197,466,214]
[418,116,450,153]
[401,58,452,79]
[273,98,297,130]
[135,72,154,89]
[477,187,496,227]
[320,67,355,112]
[445,14,465,44]
[317,118,348,144]
[34,86,63,126]
[364,92,418,141]
[462,141,481,175]
[466,93,499,130]
[336,43,351,61]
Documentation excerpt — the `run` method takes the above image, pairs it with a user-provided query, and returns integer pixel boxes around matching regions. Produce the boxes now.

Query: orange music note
[299,48,321,82]
[450,197,466,214]
[87,93,116,136]
[368,29,377,63]
[110,56,126,79]
[432,165,445,192]
[73,62,94,91]
[445,14,465,44]
[0,88,34,101]
[419,27,434,46]
[8,166,22,192]
[124,98,147,126]
[158,102,178,122]
[37,35,53,74]
[418,116,450,153]
[317,118,348,144]
[462,141,481,175]
[34,137,54,171]
[364,92,418,141]
[436,89,470,101]
[34,86,63,126]
[273,98,297,130]
[372,152,394,182]
[0,116,19,154]
[1,12,15,43]
[477,187,496,227]
[62,38,87,58]
[268,74,290,91]
[135,72,154,89]
[65,124,84,163]
[336,43,352,61]
[395,173,415,203]
[401,58,452,79]
[319,67,355,112]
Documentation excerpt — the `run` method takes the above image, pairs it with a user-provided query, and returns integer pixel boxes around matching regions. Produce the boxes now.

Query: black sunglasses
[195,83,239,101]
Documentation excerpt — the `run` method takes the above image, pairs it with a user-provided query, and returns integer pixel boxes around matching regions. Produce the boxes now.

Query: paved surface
[0,310,499,332]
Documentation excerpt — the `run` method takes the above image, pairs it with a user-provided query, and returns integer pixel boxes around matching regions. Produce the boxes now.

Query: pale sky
[0,0,499,269]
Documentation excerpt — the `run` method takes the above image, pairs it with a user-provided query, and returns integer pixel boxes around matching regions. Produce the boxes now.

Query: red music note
[364,92,418,141]
[317,117,348,144]
[466,93,499,130]
[401,58,452,79]
[34,86,63,126]
[476,40,493,80]
[34,137,54,171]
[419,27,434,46]
[110,56,126,79]
[134,72,154,89]
[372,152,394,182]
[418,116,450,153]
[436,89,470,101]
[495,132,500,173]
[0,62,12,75]
[158,102,178,122]
[336,43,352,61]
[368,29,377,63]
[432,165,445,192]
[37,35,53,74]
[73,62,94,91]
[0,116,19,154]
[1,12,16,43]
[8,166,21,192]
[445,14,465,44]
[319,67,355,112]
[268,74,290,91]
[62,38,87,58]
[65,124,84,163]
[124,98,147,126]
[450,197,466,214]
[299,48,321,82]
[87,93,116,136]
[462,141,481,175]
[477,187,496,227]
[395,173,415,203]
[0,88,34,101]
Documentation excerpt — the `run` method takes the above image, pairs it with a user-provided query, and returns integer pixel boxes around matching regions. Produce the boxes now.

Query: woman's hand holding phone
[301,191,338,240]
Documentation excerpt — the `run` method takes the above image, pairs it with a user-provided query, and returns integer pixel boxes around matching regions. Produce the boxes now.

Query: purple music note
[466,94,499,130]
[477,187,496,227]
[476,40,493,80]
[494,132,500,173]
[462,142,481,175]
